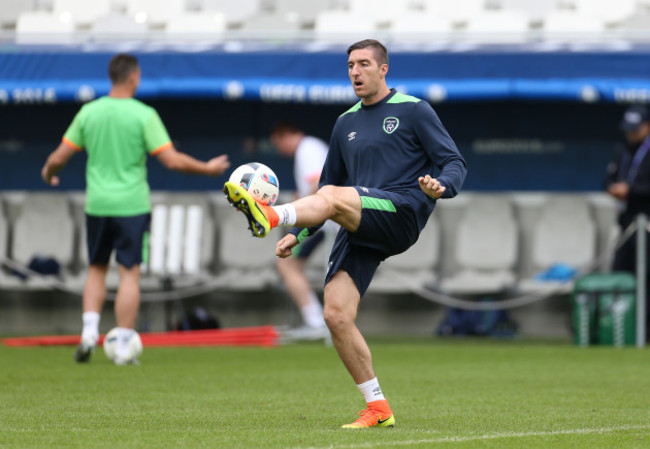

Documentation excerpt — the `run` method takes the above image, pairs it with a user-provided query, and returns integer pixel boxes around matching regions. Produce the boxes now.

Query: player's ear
[379,63,388,76]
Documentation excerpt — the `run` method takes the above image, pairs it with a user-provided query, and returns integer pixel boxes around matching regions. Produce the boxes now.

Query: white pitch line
[294,424,650,449]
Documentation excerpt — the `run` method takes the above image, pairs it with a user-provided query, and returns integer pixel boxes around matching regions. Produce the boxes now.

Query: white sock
[357,377,386,403]
[115,327,135,359]
[81,311,100,344]
[300,293,325,328]
[272,204,297,226]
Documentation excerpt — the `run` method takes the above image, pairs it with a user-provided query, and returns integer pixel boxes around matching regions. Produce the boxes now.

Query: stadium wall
[0,99,626,192]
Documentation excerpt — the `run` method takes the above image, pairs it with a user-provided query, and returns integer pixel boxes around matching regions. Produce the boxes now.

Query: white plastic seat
[542,11,606,40]
[164,12,226,41]
[349,0,411,26]
[0,195,11,287]
[574,0,636,26]
[494,0,558,24]
[368,215,440,294]
[126,0,186,26]
[156,192,218,278]
[464,10,530,43]
[518,195,597,293]
[586,193,619,272]
[273,0,331,26]
[388,11,453,42]
[199,0,261,26]
[240,12,301,39]
[440,194,519,295]
[90,13,148,40]
[314,10,375,44]
[620,13,650,39]
[421,0,485,26]
[15,11,76,44]
[0,0,35,28]
[11,193,75,289]
[53,0,111,26]
[213,201,281,291]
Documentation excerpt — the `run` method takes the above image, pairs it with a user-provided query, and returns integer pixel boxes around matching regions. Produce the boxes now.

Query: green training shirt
[63,96,171,216]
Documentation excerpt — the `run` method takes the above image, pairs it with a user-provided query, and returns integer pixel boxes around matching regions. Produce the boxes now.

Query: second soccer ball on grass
[228,162,280,205]
[103,328,143,364]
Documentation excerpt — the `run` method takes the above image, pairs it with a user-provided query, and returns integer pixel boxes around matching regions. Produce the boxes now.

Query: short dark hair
[347,39,388,66]
[270,121,302,136]
[108,53,139,84]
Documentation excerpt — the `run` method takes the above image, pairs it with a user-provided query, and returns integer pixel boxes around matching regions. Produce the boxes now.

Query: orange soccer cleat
[341,399,395,429]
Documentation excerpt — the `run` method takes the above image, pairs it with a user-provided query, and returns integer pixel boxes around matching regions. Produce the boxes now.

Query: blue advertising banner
[1,44,650,104]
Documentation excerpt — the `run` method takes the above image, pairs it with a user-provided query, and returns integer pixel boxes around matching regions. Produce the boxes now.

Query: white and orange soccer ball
[228,162,280,205]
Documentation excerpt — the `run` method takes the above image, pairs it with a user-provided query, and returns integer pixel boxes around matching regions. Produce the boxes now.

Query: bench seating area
[0,190,619,298]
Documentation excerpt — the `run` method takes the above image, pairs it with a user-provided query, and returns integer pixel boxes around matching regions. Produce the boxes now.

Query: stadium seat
[199,0,261,26]
[314,10,375,44]
[0,0,35,29]
[517,195,597,293]
[586,193,619,272]
[421,0,486,26]
[574,0,637,26]
[90,13,148,40]
[492,0,558,25]
[164,12,226,41]
[273,0,332,27]
[126,0,186,26]
[240,12,302,40]
[0,195,11,287]
[53,0,111,27]
[157,192,218,278]
[348,0,411,27]
[388,11,453,43]
[15,11,76,44]
[439,194,519,295]
[620,12,650,39]
[11,193,75,289]
[464,10,530,43]
[541,11,606,40]
[367,215,440,294]
[212,198,281,291]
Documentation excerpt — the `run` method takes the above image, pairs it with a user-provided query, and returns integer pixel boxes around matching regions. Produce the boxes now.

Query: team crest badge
[383,117,399,134]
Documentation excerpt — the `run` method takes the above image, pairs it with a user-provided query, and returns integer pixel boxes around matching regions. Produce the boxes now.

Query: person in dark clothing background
[605,104,650,335]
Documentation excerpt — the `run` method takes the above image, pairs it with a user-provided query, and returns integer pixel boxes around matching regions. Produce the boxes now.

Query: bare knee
[323,297,356,332]
[315,185,339,216]
[316,185,360,230]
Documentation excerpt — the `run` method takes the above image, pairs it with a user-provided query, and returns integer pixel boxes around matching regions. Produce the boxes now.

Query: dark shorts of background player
[324,187,421,297]
[293,229,325,260]
[86,213,151,268]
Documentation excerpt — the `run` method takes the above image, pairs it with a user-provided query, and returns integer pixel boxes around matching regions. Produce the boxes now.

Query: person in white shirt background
[270,121,331,338]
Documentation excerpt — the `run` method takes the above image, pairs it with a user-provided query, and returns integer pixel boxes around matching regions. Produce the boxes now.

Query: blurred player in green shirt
[41,53,230,364]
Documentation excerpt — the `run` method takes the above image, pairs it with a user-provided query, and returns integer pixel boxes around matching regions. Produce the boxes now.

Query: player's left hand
[419,175,446,199]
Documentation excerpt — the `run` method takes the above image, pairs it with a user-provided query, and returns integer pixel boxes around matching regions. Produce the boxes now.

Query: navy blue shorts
[86,213,151,268]
[294,229,325,260]
[324,187,421,297]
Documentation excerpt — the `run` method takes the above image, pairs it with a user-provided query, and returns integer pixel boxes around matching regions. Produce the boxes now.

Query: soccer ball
[228,162,279,205]
[103,328,143,364]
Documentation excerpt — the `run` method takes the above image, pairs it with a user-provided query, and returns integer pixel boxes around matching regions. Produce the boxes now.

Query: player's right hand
[41,166,60,186]
[276,233,298,258]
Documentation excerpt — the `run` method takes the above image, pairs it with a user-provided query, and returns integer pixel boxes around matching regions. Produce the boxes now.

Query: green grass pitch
[1,338,649,448]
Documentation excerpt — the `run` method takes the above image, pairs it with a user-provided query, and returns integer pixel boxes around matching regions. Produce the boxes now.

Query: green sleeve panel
[143,109,172,154]
[63,109,85,149]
